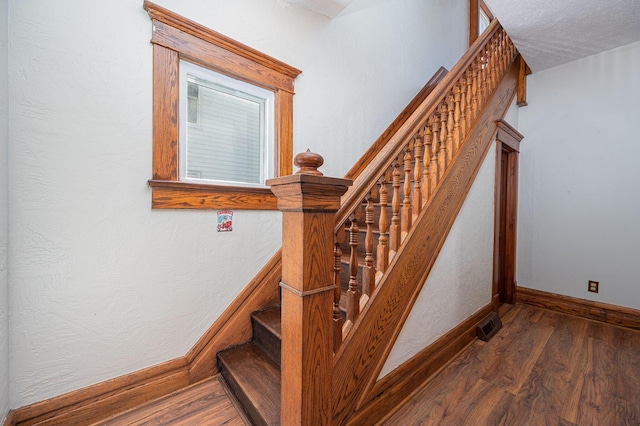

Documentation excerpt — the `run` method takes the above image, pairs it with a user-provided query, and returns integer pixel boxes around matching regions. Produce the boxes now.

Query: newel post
[267,151,352,425]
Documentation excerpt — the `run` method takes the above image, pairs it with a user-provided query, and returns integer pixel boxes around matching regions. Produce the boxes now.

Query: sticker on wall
[217,210,233,232]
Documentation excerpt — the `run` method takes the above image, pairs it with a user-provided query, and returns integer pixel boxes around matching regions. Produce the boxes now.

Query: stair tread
[219,343,281,426]
[252,307,281,340]
[93,376,246,425]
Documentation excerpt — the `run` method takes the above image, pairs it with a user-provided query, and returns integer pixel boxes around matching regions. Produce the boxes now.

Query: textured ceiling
[484,0,640,71]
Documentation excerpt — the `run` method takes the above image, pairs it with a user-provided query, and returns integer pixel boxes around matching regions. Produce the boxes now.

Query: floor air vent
[476,312,502,341]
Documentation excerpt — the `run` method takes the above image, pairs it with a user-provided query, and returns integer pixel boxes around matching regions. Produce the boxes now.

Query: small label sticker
[217,210,233,232]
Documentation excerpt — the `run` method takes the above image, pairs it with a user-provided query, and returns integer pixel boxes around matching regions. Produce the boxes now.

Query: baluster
[439,103,448,172]
[376,174,389,274]
[346,214,360,323]
[498,31,507,79]
[431,112,440,189]
[447,92,455,163]
[459,77,467,142]
[389,158,401,252]
[422,121,432,201]
[472,59,479,123]
[413,133,423,216]
[490,37,497,92]
[362,195,375,298]
[333,236,343,351]
[466,66,474,130]
[481,49,489,106]
[402,145,413,236]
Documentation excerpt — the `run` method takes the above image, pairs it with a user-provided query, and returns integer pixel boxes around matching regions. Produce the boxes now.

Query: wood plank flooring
[384,304,640,425]
[94,376,248,425]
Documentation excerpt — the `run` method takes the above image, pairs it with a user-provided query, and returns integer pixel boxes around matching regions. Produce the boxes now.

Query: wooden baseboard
[516,286,640,331]
[3,410,16,426]
[13,358,190,426]
[11,252,282,426]
[347,303,494,425]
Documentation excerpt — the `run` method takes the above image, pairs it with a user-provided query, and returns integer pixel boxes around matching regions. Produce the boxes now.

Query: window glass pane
[187,82,199,125]
[180,61,274,186]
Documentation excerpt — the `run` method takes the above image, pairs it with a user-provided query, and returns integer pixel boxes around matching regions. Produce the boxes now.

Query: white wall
[0,0,9,419]
[7,0,468,408]
[380,140,497,377]
[517,40,640,309]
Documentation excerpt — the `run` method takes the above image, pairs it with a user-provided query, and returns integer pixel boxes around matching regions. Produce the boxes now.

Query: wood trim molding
[496,120,524,152]
[469,0,479,46]
[331,58,520,425]
[13,358,190,425]
[517,55,531,107]
[2,411,15,426]
[143,1,302,210]
[517,286,640,331]
[144,1,301,84]
[348,303,494,425]
[480,0,494,20]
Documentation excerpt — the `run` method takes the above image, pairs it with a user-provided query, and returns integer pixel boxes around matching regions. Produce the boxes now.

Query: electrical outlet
[588,280,599,293]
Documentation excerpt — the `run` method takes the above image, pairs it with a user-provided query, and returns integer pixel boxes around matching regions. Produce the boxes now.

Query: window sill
[148,180,277,210]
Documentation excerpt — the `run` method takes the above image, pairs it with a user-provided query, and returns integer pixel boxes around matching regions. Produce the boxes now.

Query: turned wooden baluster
[333,236,343,351]
[402,145,413,234]
[498,32,505,77]
[481,50,489,106]
[346,214,360,323]
[389,157,401,252]
[413,133,423,216]
[456,80,464,146]
[431,112,440,190]
[422,121,432,202]
[439,103,448,172]
[472,59,479,123]
[447,92,455,163]
[489,37,497,93]
[362,194,376,298]
[465,66,473,132]
[376,174,389,274]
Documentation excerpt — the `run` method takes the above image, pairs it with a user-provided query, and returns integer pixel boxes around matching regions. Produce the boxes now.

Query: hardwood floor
[94,376,248,425]
[384,304,640,425]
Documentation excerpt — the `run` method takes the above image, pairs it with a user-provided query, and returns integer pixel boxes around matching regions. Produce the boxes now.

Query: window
[144,1,301,210]
[469,0,494,46]
[180,61,274,186]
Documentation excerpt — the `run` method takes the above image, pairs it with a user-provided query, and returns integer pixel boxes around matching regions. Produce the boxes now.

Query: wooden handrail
[336,19,501,229]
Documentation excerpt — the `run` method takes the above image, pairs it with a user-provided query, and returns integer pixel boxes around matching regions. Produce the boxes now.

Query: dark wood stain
[384,304,640,425]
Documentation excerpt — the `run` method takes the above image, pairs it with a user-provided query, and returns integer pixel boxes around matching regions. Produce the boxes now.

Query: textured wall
[1,0,9,419]
[517,41,640,309]
[7,0,468,408]
[380,140,497,377]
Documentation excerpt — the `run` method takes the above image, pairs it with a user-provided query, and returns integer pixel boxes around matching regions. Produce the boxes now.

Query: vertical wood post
[268,150,352,426]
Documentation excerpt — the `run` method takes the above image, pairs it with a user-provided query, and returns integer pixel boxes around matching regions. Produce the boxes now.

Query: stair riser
[252,316,281,368]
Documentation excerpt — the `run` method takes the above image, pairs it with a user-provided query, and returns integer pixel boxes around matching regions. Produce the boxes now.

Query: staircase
[7,19,522,426]
[218,308,282,425]
[215,19,520,425]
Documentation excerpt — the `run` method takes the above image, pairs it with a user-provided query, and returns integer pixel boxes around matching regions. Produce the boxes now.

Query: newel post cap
[294,149,324,176]
[267,150,352,212]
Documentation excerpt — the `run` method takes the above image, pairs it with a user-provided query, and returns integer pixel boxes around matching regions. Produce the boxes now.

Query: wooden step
[252,307,281,368]
[93,376,247,425]
[218,343,281,426]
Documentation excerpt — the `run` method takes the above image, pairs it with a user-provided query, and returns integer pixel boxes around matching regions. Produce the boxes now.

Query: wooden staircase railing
[331,18,514,347]
[269,18,519,425]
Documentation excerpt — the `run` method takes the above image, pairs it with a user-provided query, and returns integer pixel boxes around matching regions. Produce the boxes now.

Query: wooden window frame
[144,1,302,210]
[469,0,495,46]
